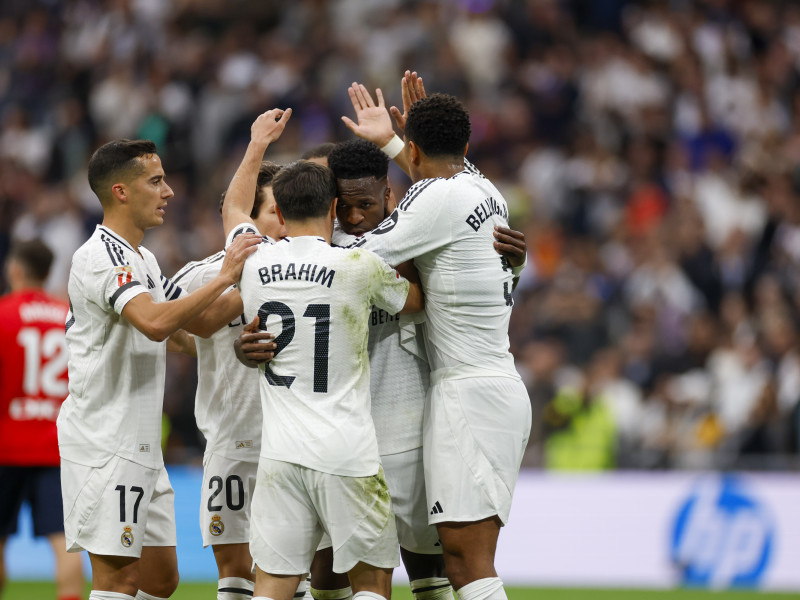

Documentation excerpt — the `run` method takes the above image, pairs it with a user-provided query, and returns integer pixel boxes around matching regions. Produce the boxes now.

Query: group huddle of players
[1,72,532,600]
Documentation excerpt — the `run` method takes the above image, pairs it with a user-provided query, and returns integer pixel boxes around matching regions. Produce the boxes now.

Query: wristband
[380,135,405,159]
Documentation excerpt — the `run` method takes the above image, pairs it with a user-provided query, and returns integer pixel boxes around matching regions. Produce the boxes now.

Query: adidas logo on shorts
[430,501,444,515]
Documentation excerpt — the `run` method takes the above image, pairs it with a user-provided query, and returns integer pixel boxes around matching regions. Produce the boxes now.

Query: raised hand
[251,108,293,147]
[341,83,396,147]
[390,70,426,133]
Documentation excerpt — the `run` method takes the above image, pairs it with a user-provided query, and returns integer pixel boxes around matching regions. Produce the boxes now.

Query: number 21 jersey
[234,232,409,477]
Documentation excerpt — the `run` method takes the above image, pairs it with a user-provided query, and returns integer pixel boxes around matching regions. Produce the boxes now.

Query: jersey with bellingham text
[172,246,272,463]
[58,225,184,469]
[0,289,69,466]
[230,225,410,476]
[353,160,518,377]
[333,224,427,455]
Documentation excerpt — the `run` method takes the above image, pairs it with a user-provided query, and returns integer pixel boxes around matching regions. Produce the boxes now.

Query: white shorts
[249,459,399,575]
[61,455,176,557]
[382,447,441,554]
[200,452,258,547]
[423,374,531,526]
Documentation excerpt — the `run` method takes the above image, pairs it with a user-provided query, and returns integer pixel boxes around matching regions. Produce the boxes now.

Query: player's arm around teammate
[60,140,260,600]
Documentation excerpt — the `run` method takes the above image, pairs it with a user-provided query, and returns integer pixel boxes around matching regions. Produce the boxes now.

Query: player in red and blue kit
[0,239,83,600]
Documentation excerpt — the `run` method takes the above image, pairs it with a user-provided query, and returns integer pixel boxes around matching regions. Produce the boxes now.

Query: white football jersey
[353,160,518,377]
[59,225,184,469]
[172,250,265,462]
[333,225,428,455]
[230,225,409,477]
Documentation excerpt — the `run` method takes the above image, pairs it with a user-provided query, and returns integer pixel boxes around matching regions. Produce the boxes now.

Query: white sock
[456,578,506,600]
[219,576,255,599]
[311,587,353,600]
[253,597,278,600]
[352,592,386,600]
[135,592,168,600]
[303,575,313,600]
[411,577,456,600]
[89,593,135,600]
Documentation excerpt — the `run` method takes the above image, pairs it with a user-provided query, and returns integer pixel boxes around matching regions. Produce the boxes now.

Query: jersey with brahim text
[231,227,409,477]
[333,225,428,456]
[0,289,69,466]
[58,225,183,469]
[354,160,517,376]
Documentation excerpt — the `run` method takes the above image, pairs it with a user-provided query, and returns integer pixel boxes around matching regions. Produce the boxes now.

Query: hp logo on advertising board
[671,476,774,588]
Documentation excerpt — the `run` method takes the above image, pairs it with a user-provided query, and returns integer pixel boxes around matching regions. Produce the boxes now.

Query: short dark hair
[301,143,337,161]
[404,93,470,158]
[271,161,336,221]
[219,161,283,217]
[328,140,389,180]
[8,239,54,282]
[87,139,157,203]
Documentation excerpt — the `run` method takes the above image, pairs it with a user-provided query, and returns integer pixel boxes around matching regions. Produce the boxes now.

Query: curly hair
[327,139,389,180]
[404,93,470,158]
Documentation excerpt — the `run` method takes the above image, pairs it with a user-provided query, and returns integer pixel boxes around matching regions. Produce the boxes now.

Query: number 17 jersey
[233,232,410,477]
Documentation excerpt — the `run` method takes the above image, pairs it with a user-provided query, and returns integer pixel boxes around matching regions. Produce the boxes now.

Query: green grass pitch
[3,582,798,600]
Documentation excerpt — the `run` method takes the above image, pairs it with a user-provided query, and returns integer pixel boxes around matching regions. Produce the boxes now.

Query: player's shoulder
[397,176,448,211]
[83,226,138,268]
[173,251,225,286]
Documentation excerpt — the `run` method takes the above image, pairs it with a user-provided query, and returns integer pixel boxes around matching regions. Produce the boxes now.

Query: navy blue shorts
[0,466,65,538]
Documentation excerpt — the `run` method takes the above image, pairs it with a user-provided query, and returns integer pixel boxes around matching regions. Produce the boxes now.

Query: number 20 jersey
[356,160,517,376]
[232,230,409,477]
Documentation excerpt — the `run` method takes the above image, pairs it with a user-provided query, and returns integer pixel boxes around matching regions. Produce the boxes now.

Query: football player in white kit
[340,78,532,600]
[171,162,285,600]
[327,139,446,600]
[58,139,261,600]
[221,108,424,600]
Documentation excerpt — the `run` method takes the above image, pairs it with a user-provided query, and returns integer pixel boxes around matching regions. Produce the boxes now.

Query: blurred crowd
[1,0,799,470]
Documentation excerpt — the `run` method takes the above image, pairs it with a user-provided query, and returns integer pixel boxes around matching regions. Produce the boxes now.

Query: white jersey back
[172,252,261,462]
[59,225,184,469]
[355,160,517,377]
[333,225,428,455]
[233,229,409,477]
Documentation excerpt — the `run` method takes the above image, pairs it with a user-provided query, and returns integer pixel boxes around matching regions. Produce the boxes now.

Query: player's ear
[329,197,338,222]
[464,142,469,156]
[111,183,128,204]
[408,141,421,166]
[275,204,285,225]
[385,185,396,214]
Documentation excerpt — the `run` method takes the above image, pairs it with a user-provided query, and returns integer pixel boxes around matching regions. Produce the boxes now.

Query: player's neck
[416,157,464,181]
[101,216,145,251]
[284,218,333,244]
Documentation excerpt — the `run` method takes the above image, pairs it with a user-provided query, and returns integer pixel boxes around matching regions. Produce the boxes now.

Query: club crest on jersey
[209,515,224,536]
[115,266,133,287]
[121,526,134,547]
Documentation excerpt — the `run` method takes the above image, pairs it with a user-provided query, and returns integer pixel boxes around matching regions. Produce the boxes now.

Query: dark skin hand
[233,316,277,367]
[494,225,526,268]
